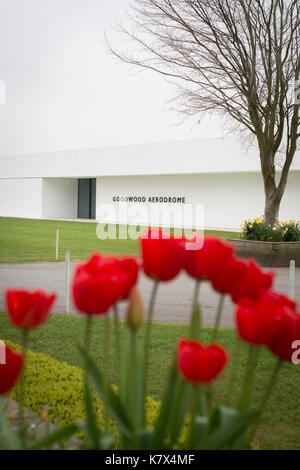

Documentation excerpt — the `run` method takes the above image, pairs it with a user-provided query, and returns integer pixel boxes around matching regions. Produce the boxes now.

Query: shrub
[241,217,300,242]
[7,341,160,441]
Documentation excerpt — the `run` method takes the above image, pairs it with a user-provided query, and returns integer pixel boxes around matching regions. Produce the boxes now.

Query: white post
[56,229,59,261]
[65,251,70,315]
[289,260,295,300]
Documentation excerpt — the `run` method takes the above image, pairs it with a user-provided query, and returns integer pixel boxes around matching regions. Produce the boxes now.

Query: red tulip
[108,256,139,300]
[231,259,274,303]
[72,253,121,314]
[140,228,186,282]
[236,298,268,345]
[236,290,300,361]
[258,289,297,311]
[185,236,233,281]
[0,344,23,394]
[211,254,248,296]
[265,306,300,361]
[177,338,228,383]
[5,289,56,329]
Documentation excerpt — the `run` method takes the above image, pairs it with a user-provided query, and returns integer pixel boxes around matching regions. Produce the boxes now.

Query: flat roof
[0,137,299,178]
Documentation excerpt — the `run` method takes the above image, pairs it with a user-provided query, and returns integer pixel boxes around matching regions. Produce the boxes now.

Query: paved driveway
[0,262,298,328]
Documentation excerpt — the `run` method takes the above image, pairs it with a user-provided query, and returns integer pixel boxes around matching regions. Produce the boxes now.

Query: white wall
[279,171,300,222]
[0,178,43,218]
[96,172,300,230]
[42,178,78,219]
[1,137,299,179]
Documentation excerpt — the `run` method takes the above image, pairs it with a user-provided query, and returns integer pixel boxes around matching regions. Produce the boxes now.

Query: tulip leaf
[132,332,145,432]
[78,346,133,439]
[168,376,191,447]
[197,407,257,450]
[192,415,208,446]
[99,433,115,450]
[26,423,79,450]
[206,405,238,435]
[150,359,178,449]
[84,380,101,449]
[136,429,153,449]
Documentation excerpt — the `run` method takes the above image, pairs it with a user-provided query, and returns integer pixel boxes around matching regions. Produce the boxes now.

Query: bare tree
[107,0,300,226]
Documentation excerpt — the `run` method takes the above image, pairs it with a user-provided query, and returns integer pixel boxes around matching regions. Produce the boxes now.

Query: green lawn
[0,217,240,263]
[0,312,299,450]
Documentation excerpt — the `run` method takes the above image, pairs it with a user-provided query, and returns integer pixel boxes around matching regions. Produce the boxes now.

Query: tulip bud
[126,288,144,329]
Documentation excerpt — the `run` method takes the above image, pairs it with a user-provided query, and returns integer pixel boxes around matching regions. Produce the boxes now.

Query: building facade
[0,137,299,230]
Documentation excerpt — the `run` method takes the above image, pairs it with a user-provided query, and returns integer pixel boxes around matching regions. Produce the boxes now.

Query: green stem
[249,358,282,443]
[211,293,225,342]
[168,377,185,444]
[19,328,29,448]
[113,303,121,387]
[143,280,159,420]
[189,280,201,339]
[188,384,204,449]
[84,315,92,399]
[238,344,260,413]
[226,334,241,406]
[84,316,92,365]
[103,313,111,430]
[129,327,137,443]
[205,384,213,416]
[192,280,200,314]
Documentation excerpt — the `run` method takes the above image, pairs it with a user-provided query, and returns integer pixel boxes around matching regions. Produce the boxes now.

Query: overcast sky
[0,0,224,156]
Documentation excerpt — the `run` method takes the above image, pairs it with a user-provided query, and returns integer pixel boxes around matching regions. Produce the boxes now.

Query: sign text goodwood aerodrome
[112,195,186,203]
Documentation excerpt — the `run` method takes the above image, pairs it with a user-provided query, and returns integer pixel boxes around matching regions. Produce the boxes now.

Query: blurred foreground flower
[0,344,23,394]
[140,228,186,281]
[177,338,228,383]
[185,236,233,281]
[5,289,56,329]
[236,290,300,361]
[72,253,139,314]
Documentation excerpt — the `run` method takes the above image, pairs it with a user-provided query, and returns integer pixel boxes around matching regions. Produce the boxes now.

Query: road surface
[0,262,298,328]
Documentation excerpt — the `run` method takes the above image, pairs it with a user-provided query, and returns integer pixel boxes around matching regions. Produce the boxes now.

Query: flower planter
[228,238,300,267]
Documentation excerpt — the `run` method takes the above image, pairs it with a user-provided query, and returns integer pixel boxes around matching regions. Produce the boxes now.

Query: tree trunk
[264,193,281,227]
[260,149,283,227]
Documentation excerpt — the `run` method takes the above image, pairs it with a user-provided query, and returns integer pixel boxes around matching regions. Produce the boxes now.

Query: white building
[0,137,299,231]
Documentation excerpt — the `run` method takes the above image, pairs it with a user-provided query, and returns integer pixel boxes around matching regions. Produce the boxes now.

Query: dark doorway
[78,178,96,219]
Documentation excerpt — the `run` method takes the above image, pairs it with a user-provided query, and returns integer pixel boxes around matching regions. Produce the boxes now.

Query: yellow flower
[41,410,49,421]
[249,224,253,228]
[7,412,17,421]
[290,220,295,224]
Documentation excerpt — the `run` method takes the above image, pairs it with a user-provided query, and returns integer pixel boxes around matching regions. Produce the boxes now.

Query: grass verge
[0,217,240,263]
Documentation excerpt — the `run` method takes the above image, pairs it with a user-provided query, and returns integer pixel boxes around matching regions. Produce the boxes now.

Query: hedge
[7,342,162,442]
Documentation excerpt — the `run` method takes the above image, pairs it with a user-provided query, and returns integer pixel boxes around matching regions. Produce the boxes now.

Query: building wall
[1,138,299,179]
[279,171,300,222]
[0,178,43,218]
[42,178,78,219]
[96,172,300,230]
